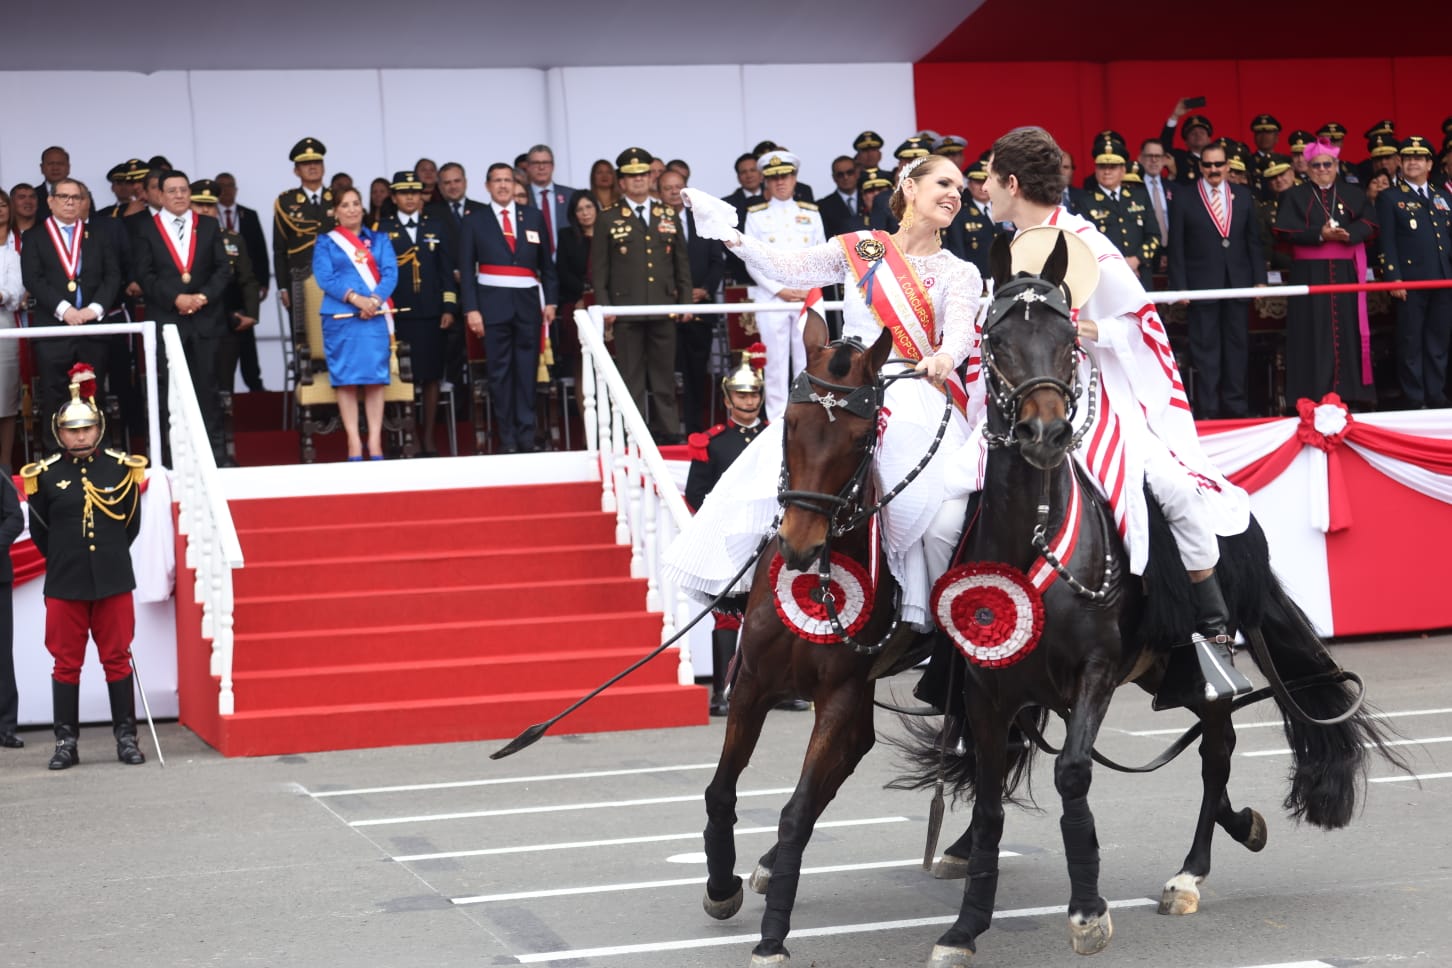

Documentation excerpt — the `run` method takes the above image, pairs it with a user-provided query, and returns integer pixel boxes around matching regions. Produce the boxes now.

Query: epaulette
[795,201,819,211]
[18,454,60,496]
[746,202,769,213]
[107,449,148,485]
[687,431,712,462]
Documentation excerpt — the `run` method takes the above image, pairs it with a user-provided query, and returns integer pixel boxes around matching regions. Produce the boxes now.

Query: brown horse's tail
[886,700,1048,808]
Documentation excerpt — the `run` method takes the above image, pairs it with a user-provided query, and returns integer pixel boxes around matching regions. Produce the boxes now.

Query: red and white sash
[839,229,966,415]
[1197,181,1232,240]
[329,228,395,335]
[476,263,544,308]
[44,217,83,288]
[153,211,197,283]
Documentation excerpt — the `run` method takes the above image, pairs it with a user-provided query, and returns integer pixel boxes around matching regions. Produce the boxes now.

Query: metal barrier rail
[1152,277,1452,303]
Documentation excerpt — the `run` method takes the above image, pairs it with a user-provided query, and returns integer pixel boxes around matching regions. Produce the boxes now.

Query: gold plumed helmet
[54,363,104,437]
[722,344,766,395]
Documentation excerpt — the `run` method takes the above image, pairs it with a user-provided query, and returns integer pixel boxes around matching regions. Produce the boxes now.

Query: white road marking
[513,897,1157,962]
[349,785,797,827]
[391,815,910,862]
[451,856,1025,905]
[1241,736,1452,758]
[306,762,719,798]
[666,852,706,864]
[1370,770,1452,784]
[1126,706,1452,737]
[1236,962,1335,968]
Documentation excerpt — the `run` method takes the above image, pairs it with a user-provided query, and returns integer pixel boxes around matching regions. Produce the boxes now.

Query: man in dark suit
[1139,139,1174,271]
[378,170,458,455]
[435,161,483,398]
[662,168,726,434]
[37,146,70,203]
[19,177,122,453]
[133,170,234,461]
[1377,135,1452,408]
[592,147,693,444]
[215,172,270,392]
[723,153,765,284]
[522,145,575,262]
[459,163,557,453]
[193,180,261,433]
[816,155,863,239]
[1169,142,1266,419]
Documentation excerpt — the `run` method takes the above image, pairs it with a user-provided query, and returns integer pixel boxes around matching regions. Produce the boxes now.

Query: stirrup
[1192,633,1254,703]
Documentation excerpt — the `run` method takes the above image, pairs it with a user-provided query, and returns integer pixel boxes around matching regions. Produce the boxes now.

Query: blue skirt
[322,316,391,386]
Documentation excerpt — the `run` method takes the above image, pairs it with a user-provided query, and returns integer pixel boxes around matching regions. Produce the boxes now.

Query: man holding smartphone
[1163,97,1214,186]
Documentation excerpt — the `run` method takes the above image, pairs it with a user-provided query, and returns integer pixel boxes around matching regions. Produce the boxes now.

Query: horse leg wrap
[703,816,739,896]
[1060,796,1106,916]
[959,849,1000,936]
[759,841,805,945]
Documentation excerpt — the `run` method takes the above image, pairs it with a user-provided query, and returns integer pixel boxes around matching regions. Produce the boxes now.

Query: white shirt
[837,190,858,211]
[165,209,192,252]
[489,200,517,233]
[397,210,420,243]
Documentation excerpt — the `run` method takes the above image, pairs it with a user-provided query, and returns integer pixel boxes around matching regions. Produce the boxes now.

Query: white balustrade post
[216,572,236,715]
[643,476,661,613]
[611,407,631,546]
[624,438,645,578]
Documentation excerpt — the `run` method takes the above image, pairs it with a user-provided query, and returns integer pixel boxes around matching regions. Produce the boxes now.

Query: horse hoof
[1243,809,1268,853]
[1068,910,1113,955]
[749,946,789,966]
[1158,872,1202,916]
[932,854,970,880]
[926,942,974,967]
[749,863,771,894]
[703,879,744,920]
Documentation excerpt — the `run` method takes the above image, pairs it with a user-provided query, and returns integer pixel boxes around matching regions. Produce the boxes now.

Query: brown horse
[701,309,929,966]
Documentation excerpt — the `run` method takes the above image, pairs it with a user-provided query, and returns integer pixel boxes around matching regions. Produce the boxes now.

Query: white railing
[160,324,245,716]
[576,299,841,683]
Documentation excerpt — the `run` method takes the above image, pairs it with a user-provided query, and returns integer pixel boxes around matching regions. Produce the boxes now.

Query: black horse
[703,309,937,966]
[902,234,1403,967]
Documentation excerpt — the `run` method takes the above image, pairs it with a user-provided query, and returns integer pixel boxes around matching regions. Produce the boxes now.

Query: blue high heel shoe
[347,455,363,462]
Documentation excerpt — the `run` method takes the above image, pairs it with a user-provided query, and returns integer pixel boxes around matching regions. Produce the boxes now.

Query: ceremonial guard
[943,158,997,277]
[377,170,458,456]
[742,150,826,420]
[20,366,147,770]
[685,347,767,716]
[273,137,335,311]
[1073,135,1159,289]
[1375,135,1452,409]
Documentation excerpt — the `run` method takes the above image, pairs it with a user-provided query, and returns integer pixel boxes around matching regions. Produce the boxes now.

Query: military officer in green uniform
[273,137,335,315]
[192,179,258,459]
[591,147,693,444]
[1073,134,1160,289]
[20,366,147,770]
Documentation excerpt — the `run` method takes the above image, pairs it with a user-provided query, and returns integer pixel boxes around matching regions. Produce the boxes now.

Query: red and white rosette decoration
[931,562,1045,669]
[769,552,874,644]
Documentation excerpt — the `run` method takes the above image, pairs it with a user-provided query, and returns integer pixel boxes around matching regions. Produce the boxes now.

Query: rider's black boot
[1153,573,1255,711]
[709,629,736,717]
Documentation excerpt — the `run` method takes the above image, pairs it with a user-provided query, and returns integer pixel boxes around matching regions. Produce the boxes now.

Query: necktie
[224,209,235,232]
[635,204,646,224]
[404,218,417,242]
[310,193,319,206]
[538,189,554,255]
[174,216,186,240]
[1149,178,1167,242]
[983,202,992,222]
[501,208,516,253]
[1209,186,1224,225]
[453,201,462,220]
[679,211,689,242]
[1110,190,1119,203]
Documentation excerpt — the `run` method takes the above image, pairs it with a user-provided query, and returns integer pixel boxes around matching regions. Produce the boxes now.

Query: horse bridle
[979,277,1099,452]
[775,338,955,654]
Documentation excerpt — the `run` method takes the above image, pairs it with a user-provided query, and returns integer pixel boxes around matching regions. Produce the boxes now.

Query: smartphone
[1184,96,1207,109]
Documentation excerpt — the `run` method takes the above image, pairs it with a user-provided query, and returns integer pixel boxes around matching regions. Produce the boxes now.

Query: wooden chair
[291,269,420,463]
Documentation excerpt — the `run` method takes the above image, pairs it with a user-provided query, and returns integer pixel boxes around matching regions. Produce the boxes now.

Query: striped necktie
[1209,186,1224,225]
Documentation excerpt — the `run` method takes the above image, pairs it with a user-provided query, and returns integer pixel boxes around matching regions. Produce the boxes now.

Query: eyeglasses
[832,169,857,179]
[52,192,85,202]
[1308,160,1336,170]
[1199,161,1226,169]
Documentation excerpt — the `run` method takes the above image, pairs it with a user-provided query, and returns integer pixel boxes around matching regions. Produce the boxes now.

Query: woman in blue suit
[313,187,397,460]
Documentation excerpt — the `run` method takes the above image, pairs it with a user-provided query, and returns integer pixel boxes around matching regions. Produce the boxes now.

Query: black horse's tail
[887,703,1049,808]
[1222,520,1411,829]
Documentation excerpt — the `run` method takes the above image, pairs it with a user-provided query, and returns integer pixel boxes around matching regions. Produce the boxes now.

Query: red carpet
[178,480,707,756]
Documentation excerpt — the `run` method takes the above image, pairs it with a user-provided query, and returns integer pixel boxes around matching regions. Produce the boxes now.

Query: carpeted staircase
[177,479,706,756]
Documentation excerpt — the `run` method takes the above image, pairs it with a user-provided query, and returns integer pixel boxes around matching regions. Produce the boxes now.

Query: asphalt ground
[1,634,1448,968]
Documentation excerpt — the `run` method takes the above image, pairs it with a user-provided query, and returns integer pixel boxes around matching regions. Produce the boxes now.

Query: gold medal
[181,271,192,284]
[67,280,77,292]
[855,238,886,261]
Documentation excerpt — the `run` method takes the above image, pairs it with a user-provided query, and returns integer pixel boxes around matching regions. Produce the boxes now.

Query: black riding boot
[1154,574,1255,711]
[48,679,81,771]
[108,675,146,765]
[709,629,736,717]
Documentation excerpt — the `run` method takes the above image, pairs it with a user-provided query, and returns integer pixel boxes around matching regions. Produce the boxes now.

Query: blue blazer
[458,203,558,323]
[312,227,398,316]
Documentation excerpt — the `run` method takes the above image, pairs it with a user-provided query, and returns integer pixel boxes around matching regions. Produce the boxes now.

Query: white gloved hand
[681,187,742,243]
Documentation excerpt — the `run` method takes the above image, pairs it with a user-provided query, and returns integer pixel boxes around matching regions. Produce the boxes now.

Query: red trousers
[44,594,135,685]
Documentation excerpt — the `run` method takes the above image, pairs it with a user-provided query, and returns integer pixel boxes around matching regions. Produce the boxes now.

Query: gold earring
[901,204,915,230]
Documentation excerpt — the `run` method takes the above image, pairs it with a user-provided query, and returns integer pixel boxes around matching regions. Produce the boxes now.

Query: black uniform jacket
[22,448,144,600]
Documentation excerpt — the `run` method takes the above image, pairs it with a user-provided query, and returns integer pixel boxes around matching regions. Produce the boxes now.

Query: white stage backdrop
[0,64,915,392]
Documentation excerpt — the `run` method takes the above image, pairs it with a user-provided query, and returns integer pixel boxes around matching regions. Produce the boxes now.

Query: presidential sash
[839,229,966,414]
[328,228,395,336]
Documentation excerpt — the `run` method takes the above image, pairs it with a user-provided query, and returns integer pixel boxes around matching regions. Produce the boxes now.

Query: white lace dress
[662,235,985,630]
